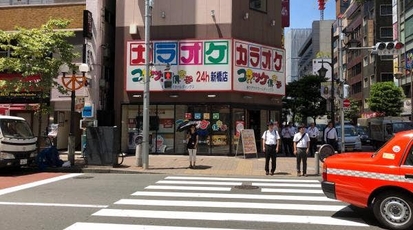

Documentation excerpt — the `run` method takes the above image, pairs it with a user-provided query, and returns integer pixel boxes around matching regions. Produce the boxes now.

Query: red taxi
[321,130,413,230]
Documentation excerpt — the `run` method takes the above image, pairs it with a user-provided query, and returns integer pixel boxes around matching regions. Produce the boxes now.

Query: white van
[335,124,362,152]
[0,115,37,168]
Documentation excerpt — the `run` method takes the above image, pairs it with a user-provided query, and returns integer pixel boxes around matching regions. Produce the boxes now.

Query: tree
[0,18,77,94]
[284,75,327,125]
[296,75,327,124]
[368,82,404,116]
[344,98,360,124]
[0,19,79,148]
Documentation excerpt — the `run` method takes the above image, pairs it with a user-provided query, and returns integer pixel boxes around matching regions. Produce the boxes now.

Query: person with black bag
[186,125,198,169]
[293,125,310,177]
[261,122,280,175]
[324,121,338,152]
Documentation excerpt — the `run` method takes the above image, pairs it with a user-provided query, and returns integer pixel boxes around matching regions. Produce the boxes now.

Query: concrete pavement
[59,152,323,177]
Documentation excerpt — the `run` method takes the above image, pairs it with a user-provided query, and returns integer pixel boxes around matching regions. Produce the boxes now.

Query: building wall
[285,29,312,83]
[0,3,84,31]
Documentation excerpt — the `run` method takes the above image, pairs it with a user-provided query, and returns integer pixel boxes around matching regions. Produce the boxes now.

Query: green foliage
[344,98,360,123]
[368,82,404,116]
[284,75,328,123]
[0,18,78,96]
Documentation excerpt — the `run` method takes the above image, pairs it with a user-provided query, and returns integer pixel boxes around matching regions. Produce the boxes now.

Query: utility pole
[338,16,345,153]
[142,0,153,169]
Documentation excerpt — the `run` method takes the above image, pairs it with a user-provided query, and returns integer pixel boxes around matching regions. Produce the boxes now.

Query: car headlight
[0,152,15,160]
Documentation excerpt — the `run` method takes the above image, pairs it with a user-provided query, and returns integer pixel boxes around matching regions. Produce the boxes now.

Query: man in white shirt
[293,126,310,177]
[307,122,320,157]
[324,121,338,151]
[262,122,280,175]
[281,122,295,157]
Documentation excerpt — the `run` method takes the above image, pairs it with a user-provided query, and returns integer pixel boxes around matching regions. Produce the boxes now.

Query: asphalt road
[0,172,386,230]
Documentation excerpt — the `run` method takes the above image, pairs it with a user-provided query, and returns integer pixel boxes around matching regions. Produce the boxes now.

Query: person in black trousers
[261,122,281,175]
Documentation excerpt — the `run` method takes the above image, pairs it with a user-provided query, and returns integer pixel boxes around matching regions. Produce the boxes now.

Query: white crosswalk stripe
[64,176,369,230]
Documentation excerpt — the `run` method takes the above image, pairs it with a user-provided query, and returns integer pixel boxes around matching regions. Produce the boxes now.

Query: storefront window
[232,108,245,154]
[210,105,230,154]
[153,105,175,153]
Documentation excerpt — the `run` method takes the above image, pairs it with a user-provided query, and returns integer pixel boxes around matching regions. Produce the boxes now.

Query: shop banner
[232,39,285,95]
[126,39,232,91]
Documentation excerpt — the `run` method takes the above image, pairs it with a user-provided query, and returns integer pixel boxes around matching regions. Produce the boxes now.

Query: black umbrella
[177,120,199,132]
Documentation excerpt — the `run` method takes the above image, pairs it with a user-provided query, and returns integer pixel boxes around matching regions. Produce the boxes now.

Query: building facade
[297,20,334,78]
[114,0,287,155]
[285,28,312,83]
[0,0,116,150]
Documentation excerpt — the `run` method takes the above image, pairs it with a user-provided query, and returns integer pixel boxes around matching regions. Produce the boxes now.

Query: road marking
[0,201,107,208]
[252,183,321,188]
[145,185,231,191]
[261,188,324,194]
[65,222,248,230]
[156,180,242,186]
[0,173,82,196]
[115,199,351,212]
[132,191,337,202]
[92,209,368,227]
[166,176,320,183]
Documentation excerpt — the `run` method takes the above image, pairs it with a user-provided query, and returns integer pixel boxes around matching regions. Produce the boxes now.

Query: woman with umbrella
[186,125,199,168]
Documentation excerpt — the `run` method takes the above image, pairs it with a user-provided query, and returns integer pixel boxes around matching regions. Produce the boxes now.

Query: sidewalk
[59,152,323,177]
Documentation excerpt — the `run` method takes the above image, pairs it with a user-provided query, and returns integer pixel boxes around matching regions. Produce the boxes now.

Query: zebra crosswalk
[64,176,370,230]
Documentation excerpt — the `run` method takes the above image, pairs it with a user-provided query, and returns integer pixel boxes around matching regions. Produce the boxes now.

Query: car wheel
[373,191,413,230]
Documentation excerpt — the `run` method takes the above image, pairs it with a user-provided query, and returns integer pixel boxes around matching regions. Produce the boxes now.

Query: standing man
[293,126,310,177]
[307,123,320,157]
[324,121,338,152]
[281,122,295,157]
[262,122,280,175]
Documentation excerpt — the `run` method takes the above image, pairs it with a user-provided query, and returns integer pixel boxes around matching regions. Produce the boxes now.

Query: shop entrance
[247,110,261,152]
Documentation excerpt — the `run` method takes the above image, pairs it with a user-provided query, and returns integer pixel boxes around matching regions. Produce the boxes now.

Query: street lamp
[60,63,88,165]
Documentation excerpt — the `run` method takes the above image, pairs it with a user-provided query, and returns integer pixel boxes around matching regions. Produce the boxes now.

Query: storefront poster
[184,113,192,119]
[126,39,232,91]
[232,39,285,96]
[240,129,257,154]
[235,120,245,136]
[194,113,202,119]
[212,135,227,146]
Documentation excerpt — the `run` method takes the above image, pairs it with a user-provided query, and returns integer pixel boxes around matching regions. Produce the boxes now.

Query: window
[406,16,413,39]
[380,27,393,38]
[381,72,394,82]
[249,0,267,13]
[380,4,392,16]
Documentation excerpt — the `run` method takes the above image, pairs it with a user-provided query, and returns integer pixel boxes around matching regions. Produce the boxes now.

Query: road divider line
[252,183,321,188]
[132,191,338,202]
[92,209,369,227]
[65,222,248,230]
[145,185,231,191]
[165,176,320,183]
[261,188,324,194]
[115,198,351,212]
[0,201,107,208]
[156,181,242,186]
[0,173,82,196]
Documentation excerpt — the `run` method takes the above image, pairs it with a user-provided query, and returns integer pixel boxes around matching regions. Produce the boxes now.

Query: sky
[289,0,336,29]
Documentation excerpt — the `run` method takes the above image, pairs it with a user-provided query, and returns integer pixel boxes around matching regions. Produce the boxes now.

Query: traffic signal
[375,41,404,56]
[163,71,173,89]
[318,0,326,10]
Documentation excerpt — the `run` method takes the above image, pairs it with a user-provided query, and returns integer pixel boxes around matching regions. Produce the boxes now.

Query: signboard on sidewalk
[235,129,257,158]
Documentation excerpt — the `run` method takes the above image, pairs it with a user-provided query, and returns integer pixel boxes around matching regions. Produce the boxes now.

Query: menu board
[235,129,258,158]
